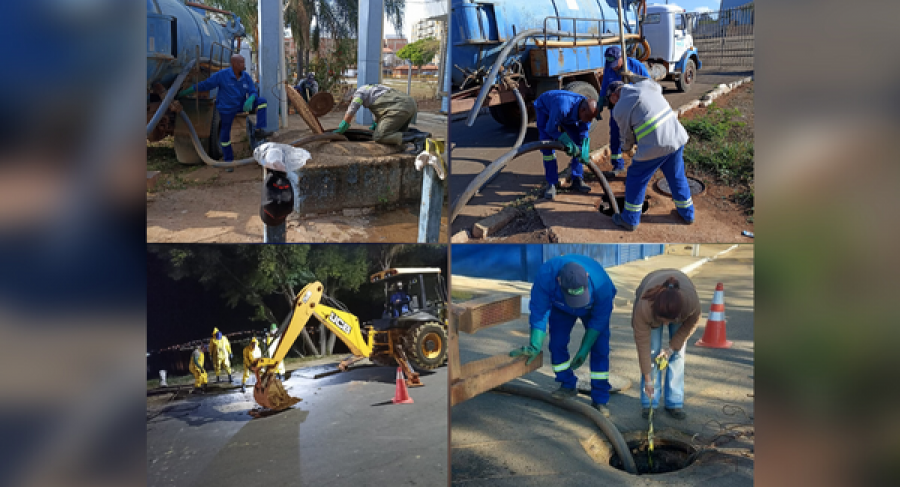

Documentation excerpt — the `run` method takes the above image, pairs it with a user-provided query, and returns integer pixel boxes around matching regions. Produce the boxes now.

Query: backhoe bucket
[253,368,301,412]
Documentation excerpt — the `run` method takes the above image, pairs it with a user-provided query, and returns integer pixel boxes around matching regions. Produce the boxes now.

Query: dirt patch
[485,208,554,243]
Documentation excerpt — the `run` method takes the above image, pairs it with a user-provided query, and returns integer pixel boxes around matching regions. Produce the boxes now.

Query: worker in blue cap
[607,79,694,230]
[510,255,617,417]
[599,46,650,175]
[178,54,274,162]
[533,91,602,199]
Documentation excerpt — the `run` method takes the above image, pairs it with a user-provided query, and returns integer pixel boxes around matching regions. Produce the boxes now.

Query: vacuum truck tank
[147,0,246,163]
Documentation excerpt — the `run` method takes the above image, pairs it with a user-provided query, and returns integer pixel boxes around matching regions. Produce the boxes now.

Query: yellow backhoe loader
[251,268,448,412]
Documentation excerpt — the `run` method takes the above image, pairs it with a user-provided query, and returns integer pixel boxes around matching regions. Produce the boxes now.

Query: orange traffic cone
[392,367,414,404]
[696,283,733,348]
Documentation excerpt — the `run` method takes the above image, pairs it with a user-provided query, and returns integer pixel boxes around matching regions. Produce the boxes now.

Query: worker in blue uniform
[510,255,617,417]
[533,91,601,199]
[178,54,274,162]
[390,282,411,316]
[599,46,650,175]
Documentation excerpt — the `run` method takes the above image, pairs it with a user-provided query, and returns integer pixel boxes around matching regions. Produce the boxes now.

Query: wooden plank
[450,352,543,407]
[448,313,461,383]
[472,207,519,239]
[453,293,522,334]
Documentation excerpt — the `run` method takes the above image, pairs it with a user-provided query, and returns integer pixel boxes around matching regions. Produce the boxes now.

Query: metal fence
[686,3,754,72]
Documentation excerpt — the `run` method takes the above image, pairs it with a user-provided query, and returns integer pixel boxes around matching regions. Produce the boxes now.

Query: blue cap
[559,262,591,308]
[604,46,622,70]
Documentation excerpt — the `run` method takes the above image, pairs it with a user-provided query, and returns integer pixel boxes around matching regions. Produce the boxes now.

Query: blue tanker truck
[450,0,701,127]
[146,0,248,164]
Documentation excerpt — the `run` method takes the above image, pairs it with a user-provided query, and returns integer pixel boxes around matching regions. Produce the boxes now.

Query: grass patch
[683,103,754,211]
[146,136,220,193]
[451,290,476,302]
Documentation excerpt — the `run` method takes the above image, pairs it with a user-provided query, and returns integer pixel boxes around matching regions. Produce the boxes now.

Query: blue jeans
[535,108,589,185]
[640,322,686,409]
[623,145,694,226]
[218,96,268,161]
[547,308,611,405]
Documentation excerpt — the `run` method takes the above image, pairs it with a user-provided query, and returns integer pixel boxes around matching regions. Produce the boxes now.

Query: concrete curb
[675,75,753,116]
[679,244,740,276]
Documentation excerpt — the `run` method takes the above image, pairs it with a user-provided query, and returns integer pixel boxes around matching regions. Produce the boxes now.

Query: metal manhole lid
[656,177,705,197]
[308,92,335,117]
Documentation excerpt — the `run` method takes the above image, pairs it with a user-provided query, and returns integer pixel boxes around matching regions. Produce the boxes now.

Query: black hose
[177,110,257,168]
[450,141,619,221]
[494,383,638,475]
[467,29,603,126]
[513,88,527,149]
[147,59,196,138]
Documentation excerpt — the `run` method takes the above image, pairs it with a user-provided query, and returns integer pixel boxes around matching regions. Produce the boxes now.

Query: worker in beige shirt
[632,269,701,420]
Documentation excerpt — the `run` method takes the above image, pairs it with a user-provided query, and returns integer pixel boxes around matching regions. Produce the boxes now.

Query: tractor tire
[563,81,599,102]
[404,322,448,370]
[676,59,696,93]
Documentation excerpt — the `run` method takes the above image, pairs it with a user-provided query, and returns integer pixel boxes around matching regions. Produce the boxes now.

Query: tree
[396,37,440,70]
[308,245,369,354]
[149,244,323,355]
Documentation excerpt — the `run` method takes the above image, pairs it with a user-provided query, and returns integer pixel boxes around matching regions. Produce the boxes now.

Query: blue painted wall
[452,244,666,282]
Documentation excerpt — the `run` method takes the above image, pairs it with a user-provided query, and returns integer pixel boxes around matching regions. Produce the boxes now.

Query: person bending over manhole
[295,72,318,101]
[632,270,702,420]
[608,78,695,231]
[335,84,418,145]
[598,45,650,175]
[178,54,275,162]
[510,255,616,417]
[534,90,601,200]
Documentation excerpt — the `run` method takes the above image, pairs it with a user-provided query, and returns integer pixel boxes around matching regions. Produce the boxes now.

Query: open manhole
[655,177,705,197]
[610,438,698,475]
[599,195,649,217]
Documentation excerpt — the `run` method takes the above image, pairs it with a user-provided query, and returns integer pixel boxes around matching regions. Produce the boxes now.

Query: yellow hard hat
[212,327,219,335]
[251,337,258,344]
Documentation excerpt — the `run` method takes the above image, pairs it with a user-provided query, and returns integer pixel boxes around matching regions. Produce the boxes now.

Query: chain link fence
[686,3,754,72]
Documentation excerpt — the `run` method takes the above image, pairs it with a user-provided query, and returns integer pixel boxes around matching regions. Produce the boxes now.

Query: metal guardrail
[685,3,754,72]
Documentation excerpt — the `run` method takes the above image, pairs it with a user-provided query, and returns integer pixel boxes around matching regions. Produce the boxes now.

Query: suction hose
[494,383,638,475]
[513,88,527,149]
[467,29,601,126]
[450,141,619,222]
[147,59,196,138]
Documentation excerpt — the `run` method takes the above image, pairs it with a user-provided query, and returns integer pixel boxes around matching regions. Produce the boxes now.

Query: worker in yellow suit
[241,337,262,393]
[209,328,233,383]
[266,323,286,380]
[189,345,208,393]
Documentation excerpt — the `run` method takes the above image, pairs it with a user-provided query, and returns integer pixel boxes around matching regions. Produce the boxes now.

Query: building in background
[385,33,408,52]
[411,18,441,42]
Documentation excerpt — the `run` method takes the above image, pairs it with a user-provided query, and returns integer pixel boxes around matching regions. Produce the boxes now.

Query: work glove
[177,86,195,98]
[579,138,592,164]
[509,328,547,365]
[570,328,601,370]
[243,95,256,113]
[335,120,350,134]
[557,133,580,158]
[369,121,377,130]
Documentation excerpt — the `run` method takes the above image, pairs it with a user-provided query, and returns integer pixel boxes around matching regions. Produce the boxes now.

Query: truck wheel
[564,81,599,102]
[676,59,696,93]
[489,103,533,129]
[207,109,223,160]
[405,322,448,370]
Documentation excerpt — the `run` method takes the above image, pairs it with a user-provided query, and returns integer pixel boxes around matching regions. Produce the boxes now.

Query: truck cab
[641,3,701,91]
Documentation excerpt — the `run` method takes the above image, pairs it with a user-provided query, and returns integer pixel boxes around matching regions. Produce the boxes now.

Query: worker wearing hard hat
[265,324,286,380]
[295,72,319,101]
[335,84,417,145]
[533,90,602,200]
[599,46,651,175]
[241,337,262,393]
[178,54,275,162]
[510,255,617,417]
[189,345,208,393]
[209,328,233,383]
[390,282,412,317]
[608,79,694,230]
[631,270,702,420]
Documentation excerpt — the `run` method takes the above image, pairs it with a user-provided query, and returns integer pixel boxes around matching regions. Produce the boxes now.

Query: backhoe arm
[256,282,373,369]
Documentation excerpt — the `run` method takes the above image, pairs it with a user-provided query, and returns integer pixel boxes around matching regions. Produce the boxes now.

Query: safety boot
[611,213,636,231]
[544,184,558,200]
[377,133,404,145]
[666,407,687,420]
[254,128,275,139]
[569,176,591,194]
[228,374,233,384]
[591,402,611,418]
[551,386,577,400]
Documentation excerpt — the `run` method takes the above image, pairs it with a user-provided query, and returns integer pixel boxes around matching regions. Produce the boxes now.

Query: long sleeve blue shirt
[528,255,617,333]
[194,67,258,114]
[600,57,650,100]
[533,90,590,141]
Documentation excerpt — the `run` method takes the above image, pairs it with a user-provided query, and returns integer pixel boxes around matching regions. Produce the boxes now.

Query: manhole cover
[599,195,650,217]
[308,92,334,117]
[610,438,698,475]
[655,177,705,197]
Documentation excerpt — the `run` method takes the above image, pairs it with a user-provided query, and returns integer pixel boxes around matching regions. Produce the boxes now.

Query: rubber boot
[254,128,275,139]
[216,375,220,383]
[377,132,404,145]
[551,385,577,400]
[569,176,591,194]
[228,374,233,384]
[591,402,611,418]
[544,184,557,200]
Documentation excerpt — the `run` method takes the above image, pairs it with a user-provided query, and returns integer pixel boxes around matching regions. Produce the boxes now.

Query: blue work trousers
[536,110,588,185]
[608,116,625,171]
[547,308,611,405]
[623,145,694,226]
[218,96,268,161]
[640,322,686,409]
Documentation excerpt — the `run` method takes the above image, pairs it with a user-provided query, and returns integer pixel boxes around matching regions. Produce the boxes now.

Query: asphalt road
[449,70,753,234]
[147,361,448,487]
[451,245,755,485]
